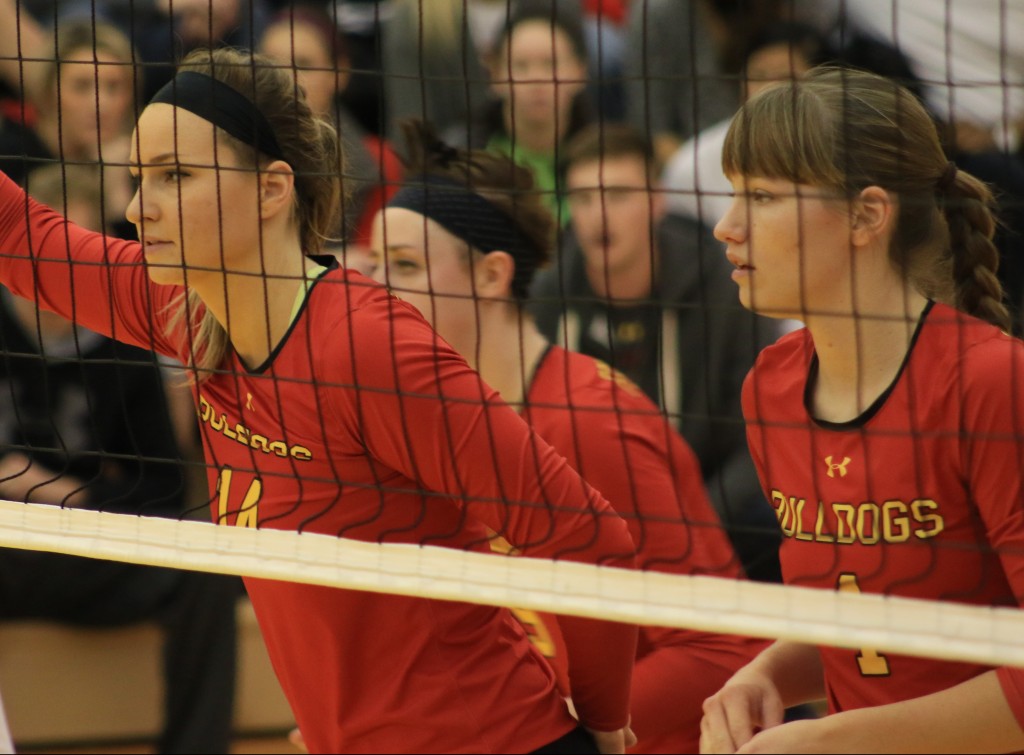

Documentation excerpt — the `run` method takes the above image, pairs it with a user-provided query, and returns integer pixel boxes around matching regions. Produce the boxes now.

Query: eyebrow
[127,152,180,173]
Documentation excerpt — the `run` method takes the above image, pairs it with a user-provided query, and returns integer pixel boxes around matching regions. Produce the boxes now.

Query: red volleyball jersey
[0,171,638,753]
[744,302,1024,724]
[516,346,764,753]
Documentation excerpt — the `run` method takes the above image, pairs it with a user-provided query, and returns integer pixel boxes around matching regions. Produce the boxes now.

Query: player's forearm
[730,639,825,708]
[817,671,1024,753]
[559,613,637,732]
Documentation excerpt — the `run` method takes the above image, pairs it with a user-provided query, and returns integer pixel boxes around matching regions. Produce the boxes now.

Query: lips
[726,251,754,271]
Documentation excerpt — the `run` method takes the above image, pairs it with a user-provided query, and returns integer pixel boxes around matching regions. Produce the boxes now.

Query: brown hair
[561,123,661,178]
[722,67,1009,331]
[398,119,554,299]
[42,19,142,110]
[166,47,342,381]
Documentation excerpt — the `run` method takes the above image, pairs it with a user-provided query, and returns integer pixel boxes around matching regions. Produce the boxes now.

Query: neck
[503,107,567,155]
[469,305,549,410]
[585,246,656,304]
[806,279,928,422]
[194,224,315,369]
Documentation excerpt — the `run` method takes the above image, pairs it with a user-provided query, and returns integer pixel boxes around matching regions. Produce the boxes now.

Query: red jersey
[744,302,1024,725]
[517,346,764,753]
[0,171,638,753]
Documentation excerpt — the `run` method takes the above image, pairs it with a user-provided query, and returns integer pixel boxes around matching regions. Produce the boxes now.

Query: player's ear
[850,185,894,248]
[259,159,295,220]
[475,251,515,299]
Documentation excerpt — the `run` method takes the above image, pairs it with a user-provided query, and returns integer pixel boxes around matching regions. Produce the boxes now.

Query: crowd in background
[2,0,1021,555]
[0,1,1022,751]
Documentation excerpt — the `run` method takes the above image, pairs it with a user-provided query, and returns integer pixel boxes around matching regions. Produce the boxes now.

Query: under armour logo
[246,393,255,412]
[825,455,852,478]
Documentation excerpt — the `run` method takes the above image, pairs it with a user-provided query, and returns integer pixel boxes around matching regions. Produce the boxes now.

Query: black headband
[148,71,287,161]
[387,175,542,300]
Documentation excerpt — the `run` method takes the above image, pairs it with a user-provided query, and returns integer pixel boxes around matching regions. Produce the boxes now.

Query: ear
[474,251,516,299]
[258,160,296,220]
[850,186,895,248]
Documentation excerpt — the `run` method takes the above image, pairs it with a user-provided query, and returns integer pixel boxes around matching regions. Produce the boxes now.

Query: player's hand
[587,724,637,754]
[287,727,307,753]
[700,679,784,754]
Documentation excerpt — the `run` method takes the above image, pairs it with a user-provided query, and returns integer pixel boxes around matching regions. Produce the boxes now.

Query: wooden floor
[18,733,297,754]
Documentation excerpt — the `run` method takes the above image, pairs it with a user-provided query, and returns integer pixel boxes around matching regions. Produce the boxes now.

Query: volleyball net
[3,498,1024,671]
[0,0,1021,702]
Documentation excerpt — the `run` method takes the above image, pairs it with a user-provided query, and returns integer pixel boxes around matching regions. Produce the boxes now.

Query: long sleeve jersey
[0,171,638,753]
[519,346,765,753]
[744,302,1024,723]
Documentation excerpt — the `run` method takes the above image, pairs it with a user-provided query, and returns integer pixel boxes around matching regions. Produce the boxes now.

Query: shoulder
[309,268,435,358]
[533,347,655,410]
[914,303,1021,383]
[931,306,1024,411]
[742,327,813,416]
[312,268,472,389]
[529,348,666,444]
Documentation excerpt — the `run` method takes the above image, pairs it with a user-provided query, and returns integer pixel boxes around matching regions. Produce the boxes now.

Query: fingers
[700,683,776,754]
[700,694,743,753]
[288,727,308,754]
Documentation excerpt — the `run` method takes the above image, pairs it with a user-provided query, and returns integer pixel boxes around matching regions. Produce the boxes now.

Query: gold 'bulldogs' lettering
[771,490,945,545]
[199,396,313,461]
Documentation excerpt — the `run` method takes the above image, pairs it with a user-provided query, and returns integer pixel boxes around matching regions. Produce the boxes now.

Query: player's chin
[144,262,187,287]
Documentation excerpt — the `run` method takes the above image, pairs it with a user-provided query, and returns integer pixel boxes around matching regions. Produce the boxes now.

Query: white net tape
[2,499,1021,668]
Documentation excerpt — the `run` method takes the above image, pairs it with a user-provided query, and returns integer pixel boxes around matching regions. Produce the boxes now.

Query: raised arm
[0,170,181,357]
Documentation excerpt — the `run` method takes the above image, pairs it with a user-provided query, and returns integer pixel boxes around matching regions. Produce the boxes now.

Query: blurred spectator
[0,162,238,755]
[663,21,922,238]
[839,0,1024,153]
[381,0,494,146]
[447,0,593,227]
[0,19,138,238]
[259,3,403,272]
[581,0,629,120]
[330,0,394,137]
[5,1,270,103]
[624,0,834,167]
[530,124,782,582]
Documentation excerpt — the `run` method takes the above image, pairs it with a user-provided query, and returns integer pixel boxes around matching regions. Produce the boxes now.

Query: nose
[124,182,156,228]
[713,195,747,246]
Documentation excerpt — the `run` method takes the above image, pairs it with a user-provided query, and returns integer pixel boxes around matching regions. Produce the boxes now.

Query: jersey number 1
[837,573,891,676]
